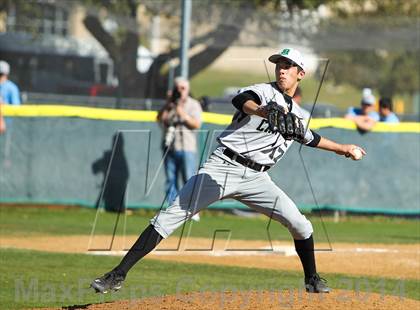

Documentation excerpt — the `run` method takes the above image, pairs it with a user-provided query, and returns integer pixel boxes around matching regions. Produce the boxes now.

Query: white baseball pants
[151,147,313,240]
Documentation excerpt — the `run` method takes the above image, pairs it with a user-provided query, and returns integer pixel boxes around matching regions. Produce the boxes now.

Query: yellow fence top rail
[2,104,419,133]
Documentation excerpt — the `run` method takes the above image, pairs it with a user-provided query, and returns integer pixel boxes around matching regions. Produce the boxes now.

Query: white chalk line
[86,246,412,257]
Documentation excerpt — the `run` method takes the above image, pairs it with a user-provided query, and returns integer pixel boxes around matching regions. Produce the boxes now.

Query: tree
[315,0,419,97]
[4,0,371,99]
[82,0,254,98]
[323,50,419,98]
[80,0,334,99]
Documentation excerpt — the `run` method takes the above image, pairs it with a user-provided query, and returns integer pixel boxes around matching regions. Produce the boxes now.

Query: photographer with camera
[157,77,202,221]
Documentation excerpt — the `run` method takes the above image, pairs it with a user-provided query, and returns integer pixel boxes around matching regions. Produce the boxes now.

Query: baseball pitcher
[91,48,366,294]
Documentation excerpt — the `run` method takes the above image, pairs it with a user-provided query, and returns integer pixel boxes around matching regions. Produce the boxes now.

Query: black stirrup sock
[294,234,317,279]
[114,224,163,276]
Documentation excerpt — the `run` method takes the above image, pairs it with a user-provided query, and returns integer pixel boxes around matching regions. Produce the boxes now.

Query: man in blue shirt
[345,88,379,132]
[0,60,21,106]
[379,97,399,123]
[0,60,21,134]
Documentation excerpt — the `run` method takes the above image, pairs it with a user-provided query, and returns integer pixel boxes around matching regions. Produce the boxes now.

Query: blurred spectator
[293,86,311,121]
[0,60,21,106]
[1,60,21,146]
[157,77,202,221]
[0,60,21,135]
[379,97,399,123]
[345,88,379,132]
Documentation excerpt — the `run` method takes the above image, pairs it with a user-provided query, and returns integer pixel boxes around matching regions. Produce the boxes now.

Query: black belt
[223,148,270,172]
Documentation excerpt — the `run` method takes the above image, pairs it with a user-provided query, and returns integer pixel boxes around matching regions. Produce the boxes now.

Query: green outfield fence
[1,105,419,215]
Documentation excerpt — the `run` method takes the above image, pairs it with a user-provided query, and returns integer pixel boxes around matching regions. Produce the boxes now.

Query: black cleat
[305,273,331,293]
[90,271,125,294]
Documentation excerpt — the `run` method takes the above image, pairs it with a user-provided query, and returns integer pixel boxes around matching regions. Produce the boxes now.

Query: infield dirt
[1,235,418,279]
[40,290,419,310]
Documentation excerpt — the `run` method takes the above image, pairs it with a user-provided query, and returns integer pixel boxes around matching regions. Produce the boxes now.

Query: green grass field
[190,68,363,111]
[1,206,419,309]
[1,206,418,244]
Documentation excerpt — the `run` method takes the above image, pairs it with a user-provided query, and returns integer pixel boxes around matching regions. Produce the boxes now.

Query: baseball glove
[266,101,305,141]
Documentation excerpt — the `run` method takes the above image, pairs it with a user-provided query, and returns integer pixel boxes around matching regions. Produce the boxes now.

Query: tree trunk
[84,7,246,99]
[84,15,144,98]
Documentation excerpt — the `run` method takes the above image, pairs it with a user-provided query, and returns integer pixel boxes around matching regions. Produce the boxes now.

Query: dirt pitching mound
[60,289,418,310]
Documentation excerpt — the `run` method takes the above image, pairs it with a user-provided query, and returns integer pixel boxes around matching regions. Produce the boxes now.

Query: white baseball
[352,148,363,160]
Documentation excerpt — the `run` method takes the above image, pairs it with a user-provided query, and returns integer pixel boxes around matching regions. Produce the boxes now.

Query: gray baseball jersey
[151,82,314,241]
[218,82,315,166]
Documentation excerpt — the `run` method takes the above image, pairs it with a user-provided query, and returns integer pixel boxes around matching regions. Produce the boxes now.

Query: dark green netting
[0,118,419,215]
